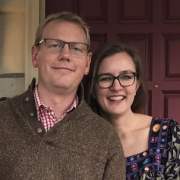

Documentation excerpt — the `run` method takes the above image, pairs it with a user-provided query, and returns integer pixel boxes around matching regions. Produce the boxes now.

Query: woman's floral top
[126,117,180,179]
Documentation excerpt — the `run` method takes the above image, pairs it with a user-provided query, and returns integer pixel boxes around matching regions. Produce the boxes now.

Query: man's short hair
[34,11,90,47]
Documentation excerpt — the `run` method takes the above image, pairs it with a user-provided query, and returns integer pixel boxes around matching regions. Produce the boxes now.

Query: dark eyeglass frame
[95,72,138,89]
[37,38,90,51]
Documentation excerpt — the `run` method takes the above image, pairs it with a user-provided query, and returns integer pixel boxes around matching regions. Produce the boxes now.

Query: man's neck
[37,84,78,120]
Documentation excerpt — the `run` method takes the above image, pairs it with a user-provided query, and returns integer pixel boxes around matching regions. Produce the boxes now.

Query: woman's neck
[100,109,138,134]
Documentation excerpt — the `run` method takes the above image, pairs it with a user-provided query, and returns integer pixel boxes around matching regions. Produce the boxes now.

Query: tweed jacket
[0,79,125,180]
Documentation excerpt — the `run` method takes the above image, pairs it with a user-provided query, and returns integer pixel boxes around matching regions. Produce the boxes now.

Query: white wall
[0,0,45,98]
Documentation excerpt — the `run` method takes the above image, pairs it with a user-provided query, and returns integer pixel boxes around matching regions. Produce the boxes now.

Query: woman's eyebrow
[120,70,135,74]
[97,73,113,76]
[97,70,135,75]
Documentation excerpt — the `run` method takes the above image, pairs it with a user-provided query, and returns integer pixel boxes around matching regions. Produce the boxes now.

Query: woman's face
[94,52,140,118]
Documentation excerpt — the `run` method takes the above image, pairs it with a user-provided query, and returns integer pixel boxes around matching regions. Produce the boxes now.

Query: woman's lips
[108,96,125,101]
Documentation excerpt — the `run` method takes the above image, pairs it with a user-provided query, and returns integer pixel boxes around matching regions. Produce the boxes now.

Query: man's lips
[108,96,125,101]
[52,67,75,71]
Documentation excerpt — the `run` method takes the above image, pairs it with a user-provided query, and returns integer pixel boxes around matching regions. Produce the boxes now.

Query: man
[0,12,125,179]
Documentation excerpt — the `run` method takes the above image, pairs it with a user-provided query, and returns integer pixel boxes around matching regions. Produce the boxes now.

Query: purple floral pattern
[126,118,180,179]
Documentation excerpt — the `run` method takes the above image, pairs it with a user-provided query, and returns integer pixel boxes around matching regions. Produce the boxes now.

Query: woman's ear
[136,80,141,91]
[92,90,96,99]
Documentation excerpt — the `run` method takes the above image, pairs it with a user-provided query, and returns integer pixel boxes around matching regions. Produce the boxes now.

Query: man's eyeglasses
[38,38,89,56]
[95,72,138,88]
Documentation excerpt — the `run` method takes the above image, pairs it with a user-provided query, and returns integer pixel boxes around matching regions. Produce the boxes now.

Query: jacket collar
[23,78,84,136]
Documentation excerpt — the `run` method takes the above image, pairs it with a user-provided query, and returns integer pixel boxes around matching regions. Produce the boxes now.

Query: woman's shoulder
[135,114,152,129]
[148,117,180,151]
[125,116,180,179]
[150,117,179,129]
[136,115,179,128]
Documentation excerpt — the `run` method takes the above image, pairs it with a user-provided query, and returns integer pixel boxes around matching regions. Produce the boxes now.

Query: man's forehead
[42,20,87,42]
[44,20,83,33]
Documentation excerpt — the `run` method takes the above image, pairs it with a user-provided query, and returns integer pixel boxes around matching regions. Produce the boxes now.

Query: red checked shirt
[34,85,78,132]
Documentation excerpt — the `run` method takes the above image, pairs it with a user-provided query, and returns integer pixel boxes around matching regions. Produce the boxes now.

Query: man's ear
[31,46,39,68]
[84,52,92,75]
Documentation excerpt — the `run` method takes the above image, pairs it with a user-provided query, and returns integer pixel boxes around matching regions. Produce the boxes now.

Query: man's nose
[58,44,71,60]
[61,44,70,53]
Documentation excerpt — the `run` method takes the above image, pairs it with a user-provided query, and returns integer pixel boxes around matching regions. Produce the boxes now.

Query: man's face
[32,20,91,94]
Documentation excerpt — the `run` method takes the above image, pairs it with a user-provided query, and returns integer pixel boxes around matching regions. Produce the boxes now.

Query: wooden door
[46,0,180,124]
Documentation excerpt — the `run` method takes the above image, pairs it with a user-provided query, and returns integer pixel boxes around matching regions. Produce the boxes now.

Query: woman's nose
[111,79,123,91]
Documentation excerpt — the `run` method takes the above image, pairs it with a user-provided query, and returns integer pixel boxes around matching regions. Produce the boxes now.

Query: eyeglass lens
[44,39,88,56]
[97,73,136,88]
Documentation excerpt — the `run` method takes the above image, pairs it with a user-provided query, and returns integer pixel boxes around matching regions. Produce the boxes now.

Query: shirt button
[152,124,160,132]
[25,97,30,102]
[37,128,43,134]
[30,112,35,117]
[163,125,167,130]
[45,107,50,112]
[144,167,150,171]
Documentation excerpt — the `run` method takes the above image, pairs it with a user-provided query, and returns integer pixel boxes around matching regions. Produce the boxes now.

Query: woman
[83,41,180,179]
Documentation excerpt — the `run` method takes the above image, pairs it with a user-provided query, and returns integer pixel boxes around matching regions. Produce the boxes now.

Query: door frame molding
[25,0,45,88]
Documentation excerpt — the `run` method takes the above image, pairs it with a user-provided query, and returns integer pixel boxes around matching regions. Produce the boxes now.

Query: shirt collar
[34,85,78,113]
